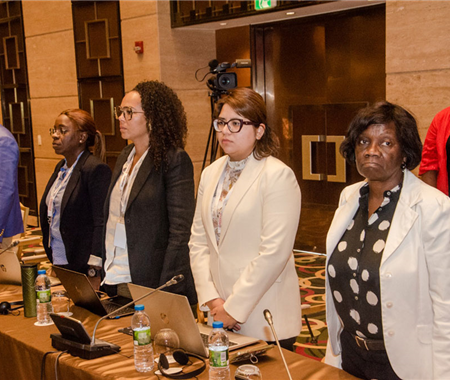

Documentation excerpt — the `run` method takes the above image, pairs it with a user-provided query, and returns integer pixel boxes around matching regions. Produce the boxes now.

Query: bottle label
[37,289,51,303]
[133,327,151,346]
[209,348,229,367]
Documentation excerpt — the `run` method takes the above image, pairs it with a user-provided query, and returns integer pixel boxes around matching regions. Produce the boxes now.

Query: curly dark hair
[215,87,279,159]
[340,101,422,170]
[133,81,187,170]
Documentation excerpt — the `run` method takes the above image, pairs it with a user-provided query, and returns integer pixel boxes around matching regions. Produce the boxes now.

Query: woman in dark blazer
[88,81,197,305]
[40,109,111,275]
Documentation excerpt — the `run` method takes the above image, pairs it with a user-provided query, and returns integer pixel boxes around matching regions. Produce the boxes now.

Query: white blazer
[324,170,450,380]
[189,154,302,341]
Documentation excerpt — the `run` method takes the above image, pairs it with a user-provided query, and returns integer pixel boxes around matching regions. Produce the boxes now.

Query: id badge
[114,221,127,249]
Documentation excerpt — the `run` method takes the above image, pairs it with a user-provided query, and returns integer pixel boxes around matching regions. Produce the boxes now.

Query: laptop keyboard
[102,301,135,317]
[201,332,237,347]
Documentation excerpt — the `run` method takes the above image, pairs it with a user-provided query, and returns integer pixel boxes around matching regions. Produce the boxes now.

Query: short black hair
[340,101,422,170]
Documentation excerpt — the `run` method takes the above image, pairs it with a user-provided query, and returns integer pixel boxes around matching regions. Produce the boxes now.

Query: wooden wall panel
[72,1,126,170]
[252,5,385,252]
[0,1,38,217]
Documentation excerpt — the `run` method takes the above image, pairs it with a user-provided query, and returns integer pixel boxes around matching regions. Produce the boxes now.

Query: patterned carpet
[294,251,328,361]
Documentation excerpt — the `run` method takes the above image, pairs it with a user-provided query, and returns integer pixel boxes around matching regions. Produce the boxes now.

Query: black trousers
[101,283,132,298]
[340,330,402,380]
[267,336,297,352]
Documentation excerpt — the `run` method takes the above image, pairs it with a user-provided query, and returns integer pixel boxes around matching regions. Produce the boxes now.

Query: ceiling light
[219,22,227,26]
[286,12,295,15]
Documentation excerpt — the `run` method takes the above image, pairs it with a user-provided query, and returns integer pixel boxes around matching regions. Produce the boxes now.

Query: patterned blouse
[327,182,402,340]
[211,156,249,245]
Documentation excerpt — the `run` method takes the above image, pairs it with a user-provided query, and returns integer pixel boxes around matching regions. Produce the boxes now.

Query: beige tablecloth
[0,285,359,380]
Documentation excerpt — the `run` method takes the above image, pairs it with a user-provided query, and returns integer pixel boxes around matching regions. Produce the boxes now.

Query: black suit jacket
[40,150,112,274]
[97,145,198,305]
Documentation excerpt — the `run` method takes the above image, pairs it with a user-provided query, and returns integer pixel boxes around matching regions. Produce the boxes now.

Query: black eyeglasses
[213,118,258,133]
[49,128,70,136]
[114,106,145,121]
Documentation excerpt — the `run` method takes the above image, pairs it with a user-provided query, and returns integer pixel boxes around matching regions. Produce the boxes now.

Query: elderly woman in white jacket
[324,101,450,380]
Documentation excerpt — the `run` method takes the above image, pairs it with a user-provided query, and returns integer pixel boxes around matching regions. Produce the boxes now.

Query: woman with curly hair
[88,81,197,305]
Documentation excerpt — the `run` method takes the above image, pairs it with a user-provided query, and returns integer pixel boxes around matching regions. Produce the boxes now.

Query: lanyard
[47,163,76,220]
[46,162,76,248]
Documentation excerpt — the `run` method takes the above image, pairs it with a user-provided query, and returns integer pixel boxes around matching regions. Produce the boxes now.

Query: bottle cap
[135,304,145,311]
[212,321,223,329]
[37,270,46,275]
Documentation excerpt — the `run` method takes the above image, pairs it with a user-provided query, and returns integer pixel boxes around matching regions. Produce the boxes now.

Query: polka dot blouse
[327,182,402,340]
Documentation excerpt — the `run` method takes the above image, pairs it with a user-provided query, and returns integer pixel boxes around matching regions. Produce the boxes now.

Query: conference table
[0,284,359,380]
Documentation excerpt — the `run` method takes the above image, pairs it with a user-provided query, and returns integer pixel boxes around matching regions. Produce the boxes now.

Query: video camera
[206,59,251,93]
[199,58,252,170]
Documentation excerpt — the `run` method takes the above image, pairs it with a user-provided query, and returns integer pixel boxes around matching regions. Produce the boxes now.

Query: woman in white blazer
[324,101,450,379]
[189,88,302,349]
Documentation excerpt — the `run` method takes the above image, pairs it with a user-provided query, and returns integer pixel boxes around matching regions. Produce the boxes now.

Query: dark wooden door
[252,5,386,252]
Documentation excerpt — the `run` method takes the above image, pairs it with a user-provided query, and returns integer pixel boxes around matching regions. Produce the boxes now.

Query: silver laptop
[53,266,134,318]
[128,283,259,358]
[0,248,60,286]
[0,250,21,285]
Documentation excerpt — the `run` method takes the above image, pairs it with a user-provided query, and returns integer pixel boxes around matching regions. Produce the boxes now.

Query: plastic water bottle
[35,269,53,325]
[131,304,154,372]
[208,321,230,380]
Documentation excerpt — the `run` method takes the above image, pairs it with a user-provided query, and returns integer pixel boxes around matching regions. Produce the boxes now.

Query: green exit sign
[255,0,277,11]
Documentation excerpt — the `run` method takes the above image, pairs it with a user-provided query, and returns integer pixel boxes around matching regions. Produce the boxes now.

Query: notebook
[128,283,259,358]
[53,266,134,319]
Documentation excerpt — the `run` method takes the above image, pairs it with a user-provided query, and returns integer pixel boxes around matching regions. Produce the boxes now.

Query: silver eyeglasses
[49,128,69,136]
[213,118,258,133]
[114,106,145,121]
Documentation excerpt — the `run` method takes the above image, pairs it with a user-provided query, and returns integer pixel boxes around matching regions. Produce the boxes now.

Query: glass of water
[52,290,71,316]
[153,328,180,356]
[235,364,262,380]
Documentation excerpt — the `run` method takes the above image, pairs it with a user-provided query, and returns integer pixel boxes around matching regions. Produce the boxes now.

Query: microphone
[166,274,184,286]
[208,59,219,71]
[0,240,19,257]
[263,309,293,380]
[90,274,185,346]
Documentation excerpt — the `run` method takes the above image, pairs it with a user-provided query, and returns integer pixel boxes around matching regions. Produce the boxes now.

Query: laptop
[128,283,259,358]
[0,250,60,286]
[0,250,21,285]
[53,266,134,318]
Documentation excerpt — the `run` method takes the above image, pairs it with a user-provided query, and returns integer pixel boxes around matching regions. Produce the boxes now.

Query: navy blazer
[0,125,23,241]
[40,150,111,274]
[98,144,197,305]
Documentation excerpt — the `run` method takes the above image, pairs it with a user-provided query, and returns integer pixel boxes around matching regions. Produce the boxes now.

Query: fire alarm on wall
[134,41,144,54]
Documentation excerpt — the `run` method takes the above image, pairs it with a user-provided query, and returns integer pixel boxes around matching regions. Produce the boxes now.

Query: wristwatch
[88,268,100,277]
